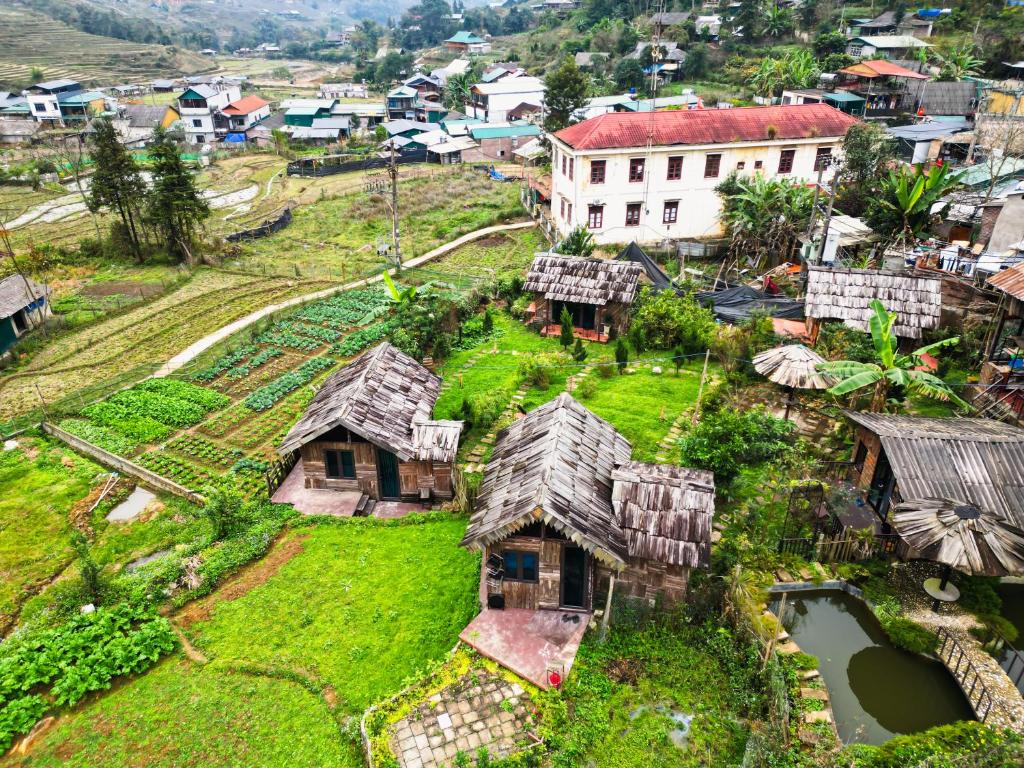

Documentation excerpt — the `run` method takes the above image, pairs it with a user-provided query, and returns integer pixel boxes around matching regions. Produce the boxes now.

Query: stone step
[803,710,832,724]
[798,567,814,581]
[774,569,794,583]
[777,641,801,655]
[800,688,828,701]
[800,669,820,681]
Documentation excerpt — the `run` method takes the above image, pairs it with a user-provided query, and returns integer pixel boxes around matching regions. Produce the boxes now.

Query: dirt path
[152,220,537,377]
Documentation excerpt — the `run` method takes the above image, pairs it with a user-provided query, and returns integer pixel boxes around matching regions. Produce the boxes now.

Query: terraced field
[0,269,335,423]
[0,7,212,88]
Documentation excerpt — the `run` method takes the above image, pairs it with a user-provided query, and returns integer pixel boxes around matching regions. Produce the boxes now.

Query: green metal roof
[470,123,541,140]
[446,31,486,44]
[286,106,328,116]
[823,91,865,103]
[957,157,1024,188]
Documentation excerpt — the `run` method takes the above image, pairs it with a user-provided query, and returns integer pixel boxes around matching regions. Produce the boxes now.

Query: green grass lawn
[189,518,480,713]
[0,438,98,630]
[541,619,759,768]
[1,658,354,768]
[579,362,711,462]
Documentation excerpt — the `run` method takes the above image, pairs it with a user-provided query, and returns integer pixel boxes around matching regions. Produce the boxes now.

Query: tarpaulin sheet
[696,284,804,323]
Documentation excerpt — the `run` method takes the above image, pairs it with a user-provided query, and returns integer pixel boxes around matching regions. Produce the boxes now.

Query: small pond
[773,590,973,745]
[996,582,1024,695]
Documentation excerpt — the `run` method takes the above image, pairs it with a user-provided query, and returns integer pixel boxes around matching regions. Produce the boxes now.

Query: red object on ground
[547,670,562,688]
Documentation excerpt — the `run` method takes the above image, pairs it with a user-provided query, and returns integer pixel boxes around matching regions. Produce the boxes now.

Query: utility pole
[388,141,402,273]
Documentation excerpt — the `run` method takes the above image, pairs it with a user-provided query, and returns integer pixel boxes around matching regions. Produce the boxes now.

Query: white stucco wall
[549,136,844,244]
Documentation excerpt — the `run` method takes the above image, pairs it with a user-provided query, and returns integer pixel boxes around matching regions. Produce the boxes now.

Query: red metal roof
[839,59,929,80]
[552,104,860,151]
[988,262,1024,301]
[223,95,269,115]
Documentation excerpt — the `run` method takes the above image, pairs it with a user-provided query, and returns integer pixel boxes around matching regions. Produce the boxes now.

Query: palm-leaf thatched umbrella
[752,344,836,419]
[892,498,1024,610]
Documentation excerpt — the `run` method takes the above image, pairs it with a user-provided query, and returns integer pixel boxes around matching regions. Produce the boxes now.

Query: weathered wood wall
[851,426,883,489]
[485,533,592,611]
[300,439,453,500]
[535,296,630,338]
[595,558,690,607]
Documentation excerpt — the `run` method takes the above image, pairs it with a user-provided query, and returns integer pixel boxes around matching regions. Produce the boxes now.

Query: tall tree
[543,56,589,133]
[818,300,968,413]
[865,163,962,241]
[146,128,209,264]
[87,118,147,258]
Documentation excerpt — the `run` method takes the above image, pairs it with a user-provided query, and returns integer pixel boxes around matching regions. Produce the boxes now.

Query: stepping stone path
[654,412,688,463]
[462,383,528,473]
[390,672,537,768]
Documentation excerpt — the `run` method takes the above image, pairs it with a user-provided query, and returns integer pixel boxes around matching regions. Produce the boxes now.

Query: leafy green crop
[330,320,396,357]
[131,379,230,412]
[191,345,259,382]
[244,357,335,411]
[225,347,284,380]
[58,419,137,456]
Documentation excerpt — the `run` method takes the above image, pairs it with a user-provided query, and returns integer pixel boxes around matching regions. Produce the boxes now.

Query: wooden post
[35,382,48,421]
[691,349,711,426]
[600,574,616,640]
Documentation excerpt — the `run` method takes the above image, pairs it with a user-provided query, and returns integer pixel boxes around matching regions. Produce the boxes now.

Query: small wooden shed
[461,393,713,612]
[278,343,462,501]
[804,266,942,340]
[524,254,643,342]
[0,274,50,357]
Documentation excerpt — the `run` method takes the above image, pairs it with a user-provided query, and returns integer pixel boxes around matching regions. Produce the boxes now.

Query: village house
[110,104,180,147]
[26,80,106,125]
[444,31,492,55]
[151,79,178,93]
[841,412,1024,529]
[523,253,644,341]
[547,104,859,244]
[836,59,930,118]
[977,261,1024,421]
[804,266,942,341]
[461,393,714,614]
[277,343,461,504]
[222,95,271,133]
[846,35,931,60]
[0,275,50,358]
[850,10,935,39]
[176,83,241,144]
[464,122,541,161]
[403,73,443,102]
[0,118,40,144]
[467,77,545,123]
[283,99,335,127]
[780,88,867,117]
[319,82,368,99]
[649,11,692,36]
[385,85,418,121]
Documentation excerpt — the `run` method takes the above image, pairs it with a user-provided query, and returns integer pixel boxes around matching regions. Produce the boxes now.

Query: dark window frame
[625,203,642,227]
[588,204,603,229]
[568,157,574,181]
[667,155,683,180]
[502,548,539,582]
[704,153,721,178]
[814,147,833,172]
[663,200,678,224]
[629,157,645,183]
[590,159,606,184]
[324,448,356,480]
[778,148,796,174]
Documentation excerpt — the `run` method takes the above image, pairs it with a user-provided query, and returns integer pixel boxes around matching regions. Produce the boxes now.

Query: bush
[879,615,937,655]
[678,407,794,485]
[815,321,875,362]
[956,575,1002,616]
[468,389,511,431]
[576,377,598,399]
[844,720,1021,768]
[518,354,558,389]
[630,287,715,352]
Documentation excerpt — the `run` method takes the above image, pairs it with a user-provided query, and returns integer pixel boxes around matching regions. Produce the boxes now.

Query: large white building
[547,104,860,244]
[177,83,242,145]
[467,77,545,123]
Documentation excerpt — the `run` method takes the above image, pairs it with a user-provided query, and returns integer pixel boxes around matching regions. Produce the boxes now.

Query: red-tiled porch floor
[539,324,609,343]
[459,608,590,690]
[271,459,421,518]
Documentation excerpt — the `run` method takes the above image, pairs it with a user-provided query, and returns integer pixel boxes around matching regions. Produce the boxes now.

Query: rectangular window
[736,161,746,170]
[667,156,683,180]
[567,202,572,221]
[588,205,603,229]
[568,157,574,180]
[560,198,565,218]
[814,147,833,172]
[754,159,764,170]
[704,153,721,178]
[590,159,606,184]
[503,549,539,582]
[778,148,796,174]
[324,449,356,479]
[629,157,645,183]
[663,200,678,224]
[561,155,567,176]
[625,203,642,227]
[192,118,203,128]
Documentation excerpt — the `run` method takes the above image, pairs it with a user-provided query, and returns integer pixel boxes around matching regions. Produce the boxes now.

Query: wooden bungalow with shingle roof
[804,266,942,341]
[524,254,643,342]
[461,393,713,612]
[278,343,461,502]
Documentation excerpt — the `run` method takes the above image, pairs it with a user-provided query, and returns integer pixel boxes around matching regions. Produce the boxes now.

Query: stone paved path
[391,672,536,768]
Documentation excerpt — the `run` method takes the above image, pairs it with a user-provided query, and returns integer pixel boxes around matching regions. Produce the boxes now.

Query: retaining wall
[42,422,205,506]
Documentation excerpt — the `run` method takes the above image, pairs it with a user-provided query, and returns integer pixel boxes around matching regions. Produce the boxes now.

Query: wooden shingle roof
[805,266,942,338]
[524,254,643,307]
[462,393,632,564]
[462,395,715,569]
[845,412,1024,528]
[278,343,459,462]
[611,462,714,569]
[0,274,49,320]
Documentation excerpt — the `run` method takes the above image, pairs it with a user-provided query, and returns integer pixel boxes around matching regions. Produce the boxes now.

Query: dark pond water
[996,582,1024,694]
[773,590,974,745]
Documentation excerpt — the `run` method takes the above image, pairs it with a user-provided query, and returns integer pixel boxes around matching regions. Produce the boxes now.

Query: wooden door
[561,546,587,609]
[377,449,401,499]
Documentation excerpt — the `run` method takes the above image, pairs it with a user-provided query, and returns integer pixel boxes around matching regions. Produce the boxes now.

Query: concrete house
[547,104,859,244]
[445,31,491,54]
[26,79,82,123]
[177,83,241,144]
[0,275,50,357]
[222,96,271,132]
[467,77,545,123]
[846,35,931,59]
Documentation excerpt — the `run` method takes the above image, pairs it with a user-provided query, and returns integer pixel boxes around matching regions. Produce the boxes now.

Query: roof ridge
[533,392,574,511]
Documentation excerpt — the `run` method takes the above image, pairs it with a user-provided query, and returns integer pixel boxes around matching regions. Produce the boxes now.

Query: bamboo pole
[691,349,711,426]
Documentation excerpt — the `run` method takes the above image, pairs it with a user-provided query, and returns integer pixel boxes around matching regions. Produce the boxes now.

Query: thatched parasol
[892,498,1024,609]
[752,344,836,419]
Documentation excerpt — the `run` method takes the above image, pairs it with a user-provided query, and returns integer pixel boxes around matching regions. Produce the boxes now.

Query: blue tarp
[224,132,247,143]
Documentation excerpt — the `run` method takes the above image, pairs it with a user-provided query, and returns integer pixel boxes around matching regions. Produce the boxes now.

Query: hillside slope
[0,6,214,88]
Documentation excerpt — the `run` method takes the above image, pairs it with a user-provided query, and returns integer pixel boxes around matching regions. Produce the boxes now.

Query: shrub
[468,389,511,431]
[576,377,598,399]
[518,354,556,389]
[678,407,794,484]
[815,321,875,362]
[614,339,628,373]
[630,287,715,352]
[955,575,1002,616]
[846,720,1021,768]
[877,613,938,655]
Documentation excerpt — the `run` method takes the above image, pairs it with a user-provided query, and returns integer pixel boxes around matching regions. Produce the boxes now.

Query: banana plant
[816,299,970,413]
[878,163,962,239]
[381,270,417,305]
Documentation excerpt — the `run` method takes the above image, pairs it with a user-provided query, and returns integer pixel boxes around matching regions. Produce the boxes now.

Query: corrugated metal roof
[553,104,859,151]
[223,96,268,115]
[988,261,1024,300]
[840,59,929,80]
[846,412,1024,527]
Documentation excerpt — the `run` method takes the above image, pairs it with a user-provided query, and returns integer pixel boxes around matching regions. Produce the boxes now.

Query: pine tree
[543,56,589,133]
[146,127,210,263]
[88,117,147,259]
[482,307,494,334]
[615,339,629,374]
[559,306,575,350]
[572,337,588,362]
